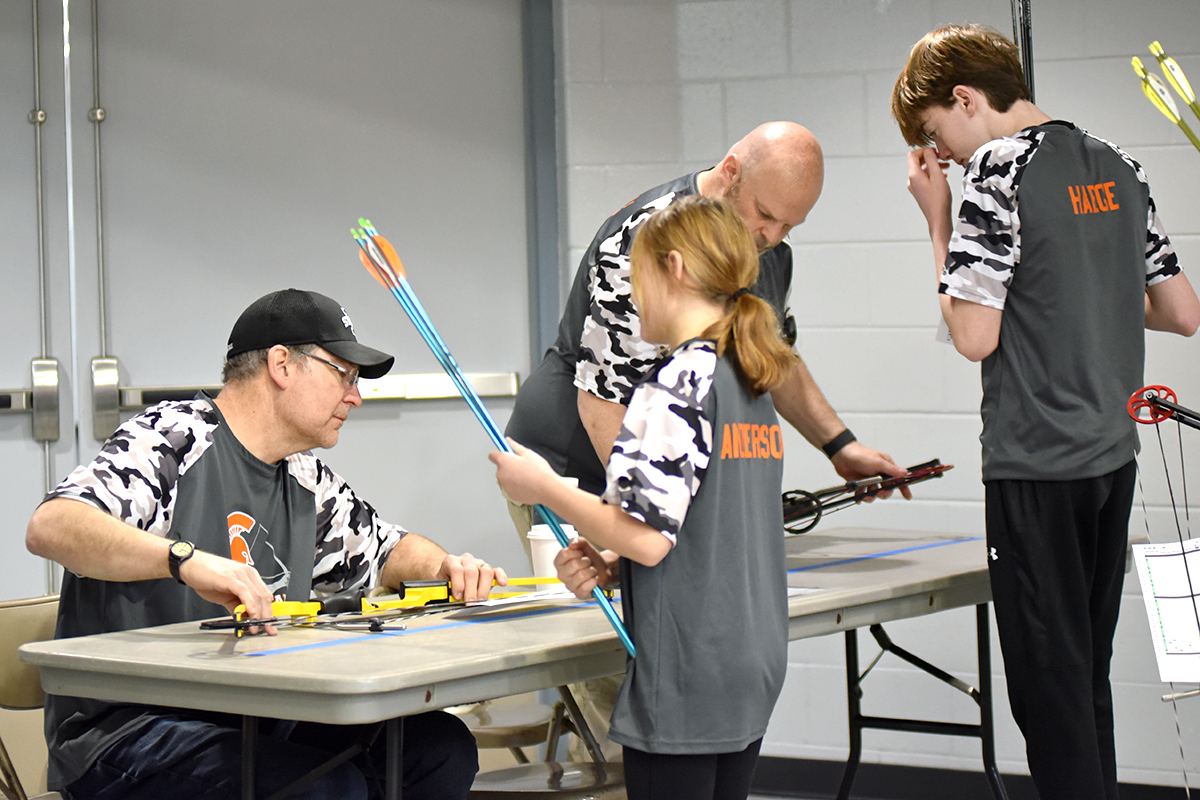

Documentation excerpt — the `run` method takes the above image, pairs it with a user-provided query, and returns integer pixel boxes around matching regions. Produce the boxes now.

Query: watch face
[171,540,193,558]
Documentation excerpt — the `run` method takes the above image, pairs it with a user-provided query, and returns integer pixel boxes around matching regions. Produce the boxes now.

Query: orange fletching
[372,235,407,279]
[358,246,391,288]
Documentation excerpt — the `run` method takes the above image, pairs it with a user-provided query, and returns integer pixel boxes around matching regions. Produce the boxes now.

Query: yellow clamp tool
[362,577,562,608]
[210,577,564,635]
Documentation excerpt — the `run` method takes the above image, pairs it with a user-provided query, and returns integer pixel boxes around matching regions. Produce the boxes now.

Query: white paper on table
[1133,539,1200,683]
[448,587,580,618]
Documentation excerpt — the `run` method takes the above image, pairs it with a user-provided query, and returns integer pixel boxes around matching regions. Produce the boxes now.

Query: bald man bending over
[503,122,908,759]
[507,122,905,532]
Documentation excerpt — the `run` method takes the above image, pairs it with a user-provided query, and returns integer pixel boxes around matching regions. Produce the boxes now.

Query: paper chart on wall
[1134,539,1200,683]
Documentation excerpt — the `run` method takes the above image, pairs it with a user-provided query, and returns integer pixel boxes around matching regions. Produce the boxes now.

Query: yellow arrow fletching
[1151,41,1197,105]
[1147,71,1182,122]
[1134,58,1181,123]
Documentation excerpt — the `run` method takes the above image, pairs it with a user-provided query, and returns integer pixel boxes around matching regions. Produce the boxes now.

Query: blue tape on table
[243,600,595,658]
[787,537,983,574]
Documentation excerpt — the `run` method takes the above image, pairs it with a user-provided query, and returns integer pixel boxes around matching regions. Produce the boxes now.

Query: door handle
[32,358,60,442]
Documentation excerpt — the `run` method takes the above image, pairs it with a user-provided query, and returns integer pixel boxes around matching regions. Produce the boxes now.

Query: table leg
[556,685,606,764]
[385,717,403,800]
[835,606,1009,800]
[836,629,863,800]
[242,716,258,800]
[976,604,1009,800]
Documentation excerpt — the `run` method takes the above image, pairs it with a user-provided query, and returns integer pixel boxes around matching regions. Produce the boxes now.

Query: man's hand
[178,550,279,635]
[831,441,913,500]
[554,538,618,599]
[436,553,508,602]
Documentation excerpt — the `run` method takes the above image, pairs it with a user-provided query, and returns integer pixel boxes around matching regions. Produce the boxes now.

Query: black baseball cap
[226,289,395,379]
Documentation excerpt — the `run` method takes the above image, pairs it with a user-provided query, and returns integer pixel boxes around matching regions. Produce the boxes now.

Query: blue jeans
[65,710,477,800]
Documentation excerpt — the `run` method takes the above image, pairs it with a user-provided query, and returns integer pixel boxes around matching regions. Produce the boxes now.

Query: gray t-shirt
[603,340,788,754]
[41,394,406,788]
[942,122,1182,481]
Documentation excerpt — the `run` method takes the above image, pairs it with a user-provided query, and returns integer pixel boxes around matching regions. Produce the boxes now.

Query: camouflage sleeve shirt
[47,396,406,595]
[942,126,1179,308]
[601,339,717,545]
[574,191,678,404]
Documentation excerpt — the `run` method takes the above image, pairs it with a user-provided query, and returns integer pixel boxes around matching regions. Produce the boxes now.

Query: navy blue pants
[64,710,477,800]
[986,460,1135,800]
[622,738,762,800]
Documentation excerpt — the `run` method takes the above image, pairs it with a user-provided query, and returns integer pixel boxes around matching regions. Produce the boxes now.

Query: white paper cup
[528,522,577,591]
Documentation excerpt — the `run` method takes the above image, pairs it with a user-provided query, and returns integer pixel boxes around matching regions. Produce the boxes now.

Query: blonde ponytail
[631,196,797,395]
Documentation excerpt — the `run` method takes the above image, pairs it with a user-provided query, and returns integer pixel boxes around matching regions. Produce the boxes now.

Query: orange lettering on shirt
[1103,181,1118,210]
[1069,181,1121,215]
[720,423,785,459]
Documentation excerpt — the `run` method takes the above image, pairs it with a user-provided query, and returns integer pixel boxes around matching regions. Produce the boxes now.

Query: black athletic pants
[622,738,762,800]
[985,459,1135,800]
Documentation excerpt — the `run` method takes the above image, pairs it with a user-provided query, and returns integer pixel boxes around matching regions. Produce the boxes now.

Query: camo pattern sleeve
[46,399,221,536]
[601,339,716,544]
[943,128,1180,307]
[288,453,408,596]
[574,191,677,404]
[940,129,1039,310]
[1095,134,1181,286]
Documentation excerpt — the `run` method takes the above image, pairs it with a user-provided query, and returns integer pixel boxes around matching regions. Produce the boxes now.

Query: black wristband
[821,429,856,459]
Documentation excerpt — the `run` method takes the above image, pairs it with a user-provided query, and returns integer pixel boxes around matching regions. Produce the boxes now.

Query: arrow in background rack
[352,219,636,657]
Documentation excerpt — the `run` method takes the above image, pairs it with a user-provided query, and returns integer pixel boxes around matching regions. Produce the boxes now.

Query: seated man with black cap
[26,288,506,800]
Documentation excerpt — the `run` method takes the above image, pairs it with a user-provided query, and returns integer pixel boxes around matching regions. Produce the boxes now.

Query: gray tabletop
[21,527,989,725]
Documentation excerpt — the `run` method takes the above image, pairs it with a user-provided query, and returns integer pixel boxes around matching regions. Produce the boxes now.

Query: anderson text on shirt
[719,423,784,460]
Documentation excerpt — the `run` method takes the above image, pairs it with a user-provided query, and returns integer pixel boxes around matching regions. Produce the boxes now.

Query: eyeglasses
[302,351,360,389]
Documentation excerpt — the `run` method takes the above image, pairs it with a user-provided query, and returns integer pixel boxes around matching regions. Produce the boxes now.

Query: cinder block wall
[555,0,1200,787]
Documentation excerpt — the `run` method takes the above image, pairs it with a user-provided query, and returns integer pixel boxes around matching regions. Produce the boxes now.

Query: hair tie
[731,287,751,301]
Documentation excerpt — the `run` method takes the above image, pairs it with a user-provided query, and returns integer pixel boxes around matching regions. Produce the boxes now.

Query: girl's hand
[489,438,560,507]
[555,538,617,599]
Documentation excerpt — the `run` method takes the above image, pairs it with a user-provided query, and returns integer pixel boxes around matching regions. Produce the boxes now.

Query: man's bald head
[703,122,824,251]
[733,121,824,191]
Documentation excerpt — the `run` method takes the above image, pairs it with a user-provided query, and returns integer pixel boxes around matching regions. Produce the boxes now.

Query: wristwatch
[168,540,195,584]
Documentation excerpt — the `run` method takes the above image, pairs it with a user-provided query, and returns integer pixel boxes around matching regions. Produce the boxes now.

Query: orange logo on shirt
[1068,182,1119,215]
[227,512,256,566]
[719,423,784,460]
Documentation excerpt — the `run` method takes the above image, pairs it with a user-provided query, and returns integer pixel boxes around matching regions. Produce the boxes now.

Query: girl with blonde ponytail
[492,195,795,800]
[629,195,797,395]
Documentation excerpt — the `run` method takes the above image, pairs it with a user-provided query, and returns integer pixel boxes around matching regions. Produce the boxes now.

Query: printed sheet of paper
[1133,539,1200,683]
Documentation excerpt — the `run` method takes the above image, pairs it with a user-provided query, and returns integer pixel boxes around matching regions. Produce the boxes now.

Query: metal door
[2,0,534,601]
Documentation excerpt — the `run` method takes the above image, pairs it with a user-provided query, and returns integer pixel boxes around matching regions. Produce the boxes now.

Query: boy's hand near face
[906,147,954,245]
